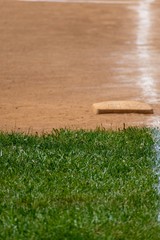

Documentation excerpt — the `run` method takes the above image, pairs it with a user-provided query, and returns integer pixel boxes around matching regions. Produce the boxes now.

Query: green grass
[0,128,159,239]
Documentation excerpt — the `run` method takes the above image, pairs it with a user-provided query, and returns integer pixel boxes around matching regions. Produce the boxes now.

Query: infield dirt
[1,0,160,132]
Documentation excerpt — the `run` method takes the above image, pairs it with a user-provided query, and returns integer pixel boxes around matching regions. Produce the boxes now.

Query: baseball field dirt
[1,0,160,132]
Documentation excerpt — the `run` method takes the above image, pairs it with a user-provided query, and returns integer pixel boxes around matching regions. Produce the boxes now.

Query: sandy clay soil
[1,0,160,132]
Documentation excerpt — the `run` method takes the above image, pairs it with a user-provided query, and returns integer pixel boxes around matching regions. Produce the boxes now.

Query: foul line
[152,129,160,222]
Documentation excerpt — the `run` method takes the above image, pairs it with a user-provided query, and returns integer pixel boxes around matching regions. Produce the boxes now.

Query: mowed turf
[0,128,160,239]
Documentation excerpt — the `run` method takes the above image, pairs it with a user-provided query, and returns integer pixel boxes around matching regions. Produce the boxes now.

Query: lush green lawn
[0,128,159,239]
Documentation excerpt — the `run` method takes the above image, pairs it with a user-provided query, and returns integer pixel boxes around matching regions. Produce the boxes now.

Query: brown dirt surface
[1,0,160,133]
